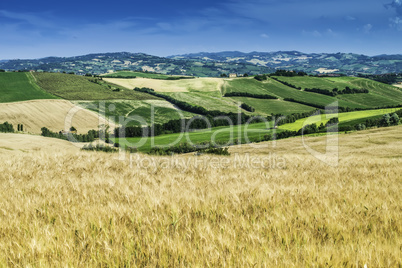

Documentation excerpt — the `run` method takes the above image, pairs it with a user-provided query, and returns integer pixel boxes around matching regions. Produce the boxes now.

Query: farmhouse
[229,73,237,78]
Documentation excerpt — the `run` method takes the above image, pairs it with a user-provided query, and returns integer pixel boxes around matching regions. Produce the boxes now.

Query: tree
[390,113,400,125]
[380,114,391,127]
[70,126,77,132]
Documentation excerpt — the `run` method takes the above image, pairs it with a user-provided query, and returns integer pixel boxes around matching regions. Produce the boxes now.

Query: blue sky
[0,0,401,59]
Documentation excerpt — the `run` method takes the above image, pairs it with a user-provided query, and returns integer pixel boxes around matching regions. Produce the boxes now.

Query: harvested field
[104,77,224,92]
[0,99,116,134]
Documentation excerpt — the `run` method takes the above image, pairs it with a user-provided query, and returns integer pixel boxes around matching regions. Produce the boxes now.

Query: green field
[273,76,362,91]
[102,71,193,80]
[163,91,251,114]
[223,78,270,95]
[231,97,315,115]
[114,108,401,152]
[0,72,59,102]
[278,108,401,131]
[272,76,402,108]
[114,120,277,152]
[337,114,384,128]
[33,72,158,100]
[226,78,365,109]
[76,100,196,126]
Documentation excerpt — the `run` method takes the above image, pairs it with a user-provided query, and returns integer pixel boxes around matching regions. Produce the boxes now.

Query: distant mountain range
[169,51,402,75]
[1,51,402,76]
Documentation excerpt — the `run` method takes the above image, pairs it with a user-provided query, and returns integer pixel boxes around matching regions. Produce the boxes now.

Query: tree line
[114,113,259,138]
[339,111,400,132]
[240,103,255,112]
[270,70,308,77]
[223,92,277,99]
[269,76,302,89]
[304,87,369,96]
[40,127,103,143]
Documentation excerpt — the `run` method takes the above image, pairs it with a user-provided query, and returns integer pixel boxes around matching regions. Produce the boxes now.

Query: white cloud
[363,23,373,33]
[389,17,402,30]
[260,33,269,38]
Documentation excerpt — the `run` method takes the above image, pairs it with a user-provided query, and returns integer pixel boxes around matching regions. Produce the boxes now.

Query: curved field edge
[0,126,400,266]
[74,100,196,127]
[0,72,59,103]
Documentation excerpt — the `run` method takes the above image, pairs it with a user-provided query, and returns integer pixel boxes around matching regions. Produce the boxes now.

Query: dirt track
[0,99,116,134]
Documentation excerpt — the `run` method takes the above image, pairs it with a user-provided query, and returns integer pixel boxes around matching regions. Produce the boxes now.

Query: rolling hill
[0,52,273,76]
[0,72,59,103]
[170,51,402,75]
[1,69,402,150]
[0,99,116,134]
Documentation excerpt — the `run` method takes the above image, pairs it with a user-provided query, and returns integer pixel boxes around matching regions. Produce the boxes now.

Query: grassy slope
[228,78,365,108]
[0,126,401,266]
[76,100,196,127]
[115,108,401,152]
[273,76,360,91]
[0,72,59,103]
[278,108,401,131]
[340,77,402,107]
[33,72,158,100]
[231,97,315,115]
[163,91,249,114]
[274,76,402,108]
[115,120,276,152]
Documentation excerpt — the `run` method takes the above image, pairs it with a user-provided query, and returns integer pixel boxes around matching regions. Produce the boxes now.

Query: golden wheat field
[104,77,224,93]
[0,100,116,134]
[0,126,401,266]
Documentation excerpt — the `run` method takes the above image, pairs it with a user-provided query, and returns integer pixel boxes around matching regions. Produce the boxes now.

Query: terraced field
[76,99,195,127]
[0,72,58,103]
